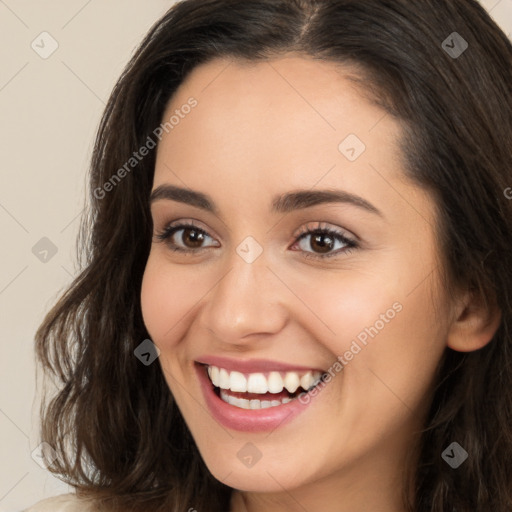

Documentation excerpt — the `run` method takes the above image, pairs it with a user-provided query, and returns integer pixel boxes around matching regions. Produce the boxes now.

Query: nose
[198,249,289,347]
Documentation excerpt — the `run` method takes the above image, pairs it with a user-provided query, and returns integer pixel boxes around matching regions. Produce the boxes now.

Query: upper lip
[195,355,326,374]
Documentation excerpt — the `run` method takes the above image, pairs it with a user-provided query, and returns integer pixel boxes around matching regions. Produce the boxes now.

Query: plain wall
[0,1,510,510]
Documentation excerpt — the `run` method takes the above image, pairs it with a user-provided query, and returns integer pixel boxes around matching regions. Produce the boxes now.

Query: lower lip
[195,363,315,432]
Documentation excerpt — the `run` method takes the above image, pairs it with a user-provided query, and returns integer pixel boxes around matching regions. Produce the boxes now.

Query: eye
[154,221,219,253]
[154,220,358,260]
[290,222,358,260]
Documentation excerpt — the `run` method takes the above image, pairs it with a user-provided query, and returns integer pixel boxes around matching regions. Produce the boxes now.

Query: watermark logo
[236,236,263,264]
[134,339,160,366]
[338,134,366,162]
[31,31,59,59]
[442,32,468,59]
[32,237,58,263]
[237,442,262,468]
[442,442,468,469]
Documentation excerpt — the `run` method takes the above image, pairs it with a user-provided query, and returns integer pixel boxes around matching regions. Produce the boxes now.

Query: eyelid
[155,217,217,239]
[293,221,357,243]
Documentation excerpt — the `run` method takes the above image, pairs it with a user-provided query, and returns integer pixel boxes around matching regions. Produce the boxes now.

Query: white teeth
[207,365,324,395]
[209,366,220,387]
[311,371,322,389]
[300,371,314,390]
[229,371,247,392]
[219,389,293,409]
[267,371,284,393]
[247,373,268,393]
[249,399,261,409]
[230,395,249,408]
[219,368,230,389]
[283,372,300,393]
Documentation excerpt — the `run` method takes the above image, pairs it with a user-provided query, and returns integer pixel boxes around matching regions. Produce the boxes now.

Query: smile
[207,365,323,410]
[194,357,329,431]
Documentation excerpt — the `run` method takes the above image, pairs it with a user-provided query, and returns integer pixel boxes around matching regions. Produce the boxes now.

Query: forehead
[155,56,403,177]
[160,55,396,148]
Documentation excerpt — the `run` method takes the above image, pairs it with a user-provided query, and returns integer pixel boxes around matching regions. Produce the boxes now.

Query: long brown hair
[35,1,512,510]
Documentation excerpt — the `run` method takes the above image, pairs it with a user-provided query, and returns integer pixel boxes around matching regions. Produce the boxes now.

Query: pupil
[185,229,203,248]
[312,233,333,254]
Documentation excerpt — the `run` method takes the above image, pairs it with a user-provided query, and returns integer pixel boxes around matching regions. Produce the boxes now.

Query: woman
[26,0,512,511]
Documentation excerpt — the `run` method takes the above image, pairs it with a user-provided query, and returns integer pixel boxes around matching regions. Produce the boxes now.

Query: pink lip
[194,363,316,432]
[195,355,326,374]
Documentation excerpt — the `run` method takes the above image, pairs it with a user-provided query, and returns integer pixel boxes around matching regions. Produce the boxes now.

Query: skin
[140,55,501,512]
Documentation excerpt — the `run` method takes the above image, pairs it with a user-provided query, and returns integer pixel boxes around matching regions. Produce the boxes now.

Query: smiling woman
[28,0,512,511]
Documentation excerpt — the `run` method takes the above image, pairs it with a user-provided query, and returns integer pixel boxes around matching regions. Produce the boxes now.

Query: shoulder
[23,493,98,512]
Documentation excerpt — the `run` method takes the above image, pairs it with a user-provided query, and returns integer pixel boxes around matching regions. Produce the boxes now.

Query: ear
[446,287,502,352]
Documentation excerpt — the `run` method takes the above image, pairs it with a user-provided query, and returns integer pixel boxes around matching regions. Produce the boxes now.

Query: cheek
[286,268,402,354]
[140,255,195,345]
[288,266,447,411]
[140,257,197,399]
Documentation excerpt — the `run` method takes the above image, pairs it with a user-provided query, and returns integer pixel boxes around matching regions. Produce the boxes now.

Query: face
[140,55,455,504]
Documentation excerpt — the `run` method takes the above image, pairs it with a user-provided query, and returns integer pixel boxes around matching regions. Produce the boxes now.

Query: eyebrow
[149,184,383,217]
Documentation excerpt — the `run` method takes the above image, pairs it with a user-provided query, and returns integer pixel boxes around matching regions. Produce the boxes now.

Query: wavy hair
[35,0,512,510]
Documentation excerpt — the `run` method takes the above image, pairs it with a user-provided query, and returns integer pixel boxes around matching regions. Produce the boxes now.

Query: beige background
[0,1,510,510]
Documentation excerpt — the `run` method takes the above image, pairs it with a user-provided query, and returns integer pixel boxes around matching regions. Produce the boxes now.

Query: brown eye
[155,222,219,253]
[308,232,335,254]
[177,227,206,249]
[291,226,358,260]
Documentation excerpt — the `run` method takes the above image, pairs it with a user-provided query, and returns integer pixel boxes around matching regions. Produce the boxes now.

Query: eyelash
[154,221,358,260]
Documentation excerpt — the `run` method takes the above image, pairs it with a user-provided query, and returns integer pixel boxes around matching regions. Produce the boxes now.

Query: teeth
[300,371,314,391]
[247,373,268,393]
[283,372,300,393]
[219,368,230,389]
[206,365,324,395]
[209,366,220,386]
[249,399,261,409]
[219,389,295,409]
[267,371,284,393]
[230,371,247,392]
[311,373,322,389]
